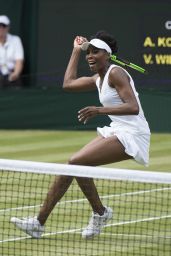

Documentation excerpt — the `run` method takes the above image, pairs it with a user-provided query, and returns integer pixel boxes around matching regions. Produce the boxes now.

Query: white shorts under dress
[97,124,150,167]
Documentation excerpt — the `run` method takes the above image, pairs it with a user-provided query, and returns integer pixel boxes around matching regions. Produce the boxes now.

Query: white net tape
[0,158,171,184]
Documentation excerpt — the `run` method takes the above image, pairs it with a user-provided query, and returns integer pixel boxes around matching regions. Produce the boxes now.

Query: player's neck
[98,63,111,79]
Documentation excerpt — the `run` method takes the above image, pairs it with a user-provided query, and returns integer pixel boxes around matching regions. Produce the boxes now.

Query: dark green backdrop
[1,0,170,88]
[0,88,170,132]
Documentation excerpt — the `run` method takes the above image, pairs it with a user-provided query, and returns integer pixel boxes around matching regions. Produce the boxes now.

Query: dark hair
[90,30,118,54]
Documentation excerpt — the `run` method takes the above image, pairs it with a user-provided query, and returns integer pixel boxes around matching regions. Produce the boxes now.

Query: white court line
[0,187,170,243]
[0,228,83,243]
[0,186,171,214]
[0,204,42,214]
[101,232,171,239]
[105,214,171,227]
[0,235,30,243]
[1,214,171,243]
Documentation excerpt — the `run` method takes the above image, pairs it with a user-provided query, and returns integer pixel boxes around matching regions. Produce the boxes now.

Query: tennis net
[0,159,171,256]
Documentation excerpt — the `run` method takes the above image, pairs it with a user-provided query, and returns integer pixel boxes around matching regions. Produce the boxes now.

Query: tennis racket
[111,55,148,74]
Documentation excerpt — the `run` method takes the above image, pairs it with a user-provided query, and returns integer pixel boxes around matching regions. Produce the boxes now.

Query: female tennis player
[11,31,151,239]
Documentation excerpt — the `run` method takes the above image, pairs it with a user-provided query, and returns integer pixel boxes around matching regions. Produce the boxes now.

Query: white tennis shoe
[82,206,113,239]
[10,216,44,239]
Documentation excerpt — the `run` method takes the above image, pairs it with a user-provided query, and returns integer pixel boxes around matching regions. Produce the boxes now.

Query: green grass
[0,130,171,256]
[0,130,170,171]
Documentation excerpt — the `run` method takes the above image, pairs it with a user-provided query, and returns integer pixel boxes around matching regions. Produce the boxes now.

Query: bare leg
[38,135,132,224]
[76,177,105,215]
[38,175,73,225]
[69,135,132,215]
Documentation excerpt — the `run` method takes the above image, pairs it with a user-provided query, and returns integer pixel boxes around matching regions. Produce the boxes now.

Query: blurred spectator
[0,15,24,88]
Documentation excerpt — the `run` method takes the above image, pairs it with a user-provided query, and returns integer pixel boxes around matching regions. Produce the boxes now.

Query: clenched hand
[78,106,100,124]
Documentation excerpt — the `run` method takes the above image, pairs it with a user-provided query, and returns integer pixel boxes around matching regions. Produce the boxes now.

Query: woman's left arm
[78,67,139,124]
[101,67,139,115]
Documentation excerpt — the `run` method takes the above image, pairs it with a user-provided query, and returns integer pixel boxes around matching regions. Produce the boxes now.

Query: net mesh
[0,159,171,256]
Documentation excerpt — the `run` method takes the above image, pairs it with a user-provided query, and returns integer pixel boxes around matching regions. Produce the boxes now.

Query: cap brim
[81,39,112,54]
[81,42,90,51]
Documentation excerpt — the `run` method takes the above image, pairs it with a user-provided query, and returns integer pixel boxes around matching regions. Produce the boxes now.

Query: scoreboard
[139,15,171,89]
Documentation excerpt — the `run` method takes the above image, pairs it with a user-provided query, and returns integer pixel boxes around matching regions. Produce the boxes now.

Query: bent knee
[68,154,81,165]
[68,153,89,166]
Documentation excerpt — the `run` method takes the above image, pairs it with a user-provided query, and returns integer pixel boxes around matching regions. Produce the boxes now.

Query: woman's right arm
[63,36,97,92]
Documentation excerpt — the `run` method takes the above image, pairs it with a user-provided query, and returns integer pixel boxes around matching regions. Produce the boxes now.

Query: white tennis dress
[96,64,151,166]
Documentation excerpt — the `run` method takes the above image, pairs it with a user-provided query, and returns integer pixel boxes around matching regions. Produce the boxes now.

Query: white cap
[0,15,10,26]
[81,38,112,54]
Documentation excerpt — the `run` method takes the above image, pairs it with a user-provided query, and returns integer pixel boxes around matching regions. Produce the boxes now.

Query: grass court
[0,130,171,255]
